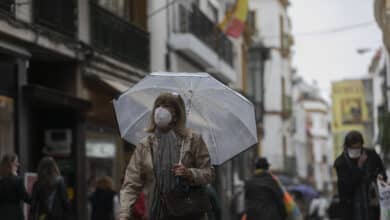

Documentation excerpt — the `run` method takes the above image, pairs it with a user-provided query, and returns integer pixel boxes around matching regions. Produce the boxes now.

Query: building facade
[332,79,375,160]
[0,0,149,219]
[375,0,390,111]
[292,76,333,192]
[249,0,294,172]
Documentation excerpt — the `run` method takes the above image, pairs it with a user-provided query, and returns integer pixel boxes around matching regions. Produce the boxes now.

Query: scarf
[150,130,182,219]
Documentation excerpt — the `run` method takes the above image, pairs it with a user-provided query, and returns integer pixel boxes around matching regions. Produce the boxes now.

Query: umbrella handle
[178,140,184,165]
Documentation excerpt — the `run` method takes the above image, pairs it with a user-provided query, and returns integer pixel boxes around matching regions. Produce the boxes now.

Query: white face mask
[154,107,172,128]
[347,149,361,159]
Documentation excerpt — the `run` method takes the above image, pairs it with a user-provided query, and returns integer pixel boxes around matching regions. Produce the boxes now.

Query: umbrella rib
[122,109,150,138]
[194,93,257,138]
[191,102,220,164]
[192,94,258,160]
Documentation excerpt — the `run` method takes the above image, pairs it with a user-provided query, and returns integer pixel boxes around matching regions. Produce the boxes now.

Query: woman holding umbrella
[118,93,213,220]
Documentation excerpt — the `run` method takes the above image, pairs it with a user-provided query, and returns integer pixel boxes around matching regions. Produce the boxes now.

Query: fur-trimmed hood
[146,92,189,137]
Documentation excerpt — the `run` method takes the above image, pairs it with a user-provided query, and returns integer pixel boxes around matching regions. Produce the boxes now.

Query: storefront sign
[86,140,116,158]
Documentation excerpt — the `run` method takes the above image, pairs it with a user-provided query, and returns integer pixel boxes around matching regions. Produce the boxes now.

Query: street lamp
[356,48,372,55]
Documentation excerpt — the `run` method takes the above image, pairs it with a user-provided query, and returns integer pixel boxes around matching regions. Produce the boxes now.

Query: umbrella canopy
[113,72,258,165]
[287,184,319,199]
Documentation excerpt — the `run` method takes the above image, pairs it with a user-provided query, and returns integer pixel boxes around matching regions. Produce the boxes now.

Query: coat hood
[147,92,189,137]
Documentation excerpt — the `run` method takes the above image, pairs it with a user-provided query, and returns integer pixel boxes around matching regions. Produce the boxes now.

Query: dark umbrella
[287,184,319,199]
[274,174,297,187]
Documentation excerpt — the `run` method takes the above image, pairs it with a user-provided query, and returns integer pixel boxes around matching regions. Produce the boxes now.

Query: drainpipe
[260,47,270,123]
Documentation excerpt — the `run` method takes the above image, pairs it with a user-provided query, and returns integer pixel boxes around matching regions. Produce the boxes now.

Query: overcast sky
[289,0,382,101]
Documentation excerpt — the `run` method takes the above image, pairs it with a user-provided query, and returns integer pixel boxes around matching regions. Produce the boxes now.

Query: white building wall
[293,102,308,178]
[264,50,283,111]
[263,115,284,170]
[149,0,169,72]
[251,0,292,170]
[150,0,240,85]
[292,76,333,190]
[250,0,284,48]
[307,105,332,191]
[232,38,244,90]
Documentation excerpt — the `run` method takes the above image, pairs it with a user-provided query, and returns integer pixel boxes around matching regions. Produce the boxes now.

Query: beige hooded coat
[118,93,213,219]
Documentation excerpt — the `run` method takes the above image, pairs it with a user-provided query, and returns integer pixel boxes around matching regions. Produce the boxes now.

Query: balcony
[90,3,150,70]
[0,0,13,16]
[33,0,77,37]
[169,4,236,83]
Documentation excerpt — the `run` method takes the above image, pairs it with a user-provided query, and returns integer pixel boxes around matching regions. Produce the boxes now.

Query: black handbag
[161,186,211,217]
[150,140,212,218]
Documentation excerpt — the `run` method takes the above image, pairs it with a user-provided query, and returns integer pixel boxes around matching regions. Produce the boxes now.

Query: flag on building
[219,0,248,38]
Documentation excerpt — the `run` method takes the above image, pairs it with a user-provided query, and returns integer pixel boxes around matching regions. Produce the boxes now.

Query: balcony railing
[179,5,233,67]
[0,0,13,16]
[90,3,150,70]
[33,0,77,37]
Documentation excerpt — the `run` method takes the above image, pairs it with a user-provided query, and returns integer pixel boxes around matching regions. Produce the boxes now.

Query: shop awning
[23,84,91,110]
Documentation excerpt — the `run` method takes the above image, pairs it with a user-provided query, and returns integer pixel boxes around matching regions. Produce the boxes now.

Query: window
[97,0,147,29]
[279,15,284,49]
[279,15,289,55]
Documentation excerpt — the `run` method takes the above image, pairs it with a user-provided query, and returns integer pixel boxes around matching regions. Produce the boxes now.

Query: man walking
[244,157,287,220]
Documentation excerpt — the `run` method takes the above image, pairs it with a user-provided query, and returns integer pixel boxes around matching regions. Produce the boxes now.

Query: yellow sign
[331,80,373,157]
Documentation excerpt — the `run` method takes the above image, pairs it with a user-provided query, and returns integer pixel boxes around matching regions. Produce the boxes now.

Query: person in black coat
[334,130,387,220]
[244,157,287,220]
[29,157,70,220]
[0,154,31,220]
[89,176,118,220]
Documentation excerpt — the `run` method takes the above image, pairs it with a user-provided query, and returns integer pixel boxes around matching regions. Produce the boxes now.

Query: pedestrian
[244,157,287,220]
[29,156,70,220]
[89,176,119,220]
[118,92,213,220]
[120,145,147,220]
[334,130,387,220]
[0,154,31,220]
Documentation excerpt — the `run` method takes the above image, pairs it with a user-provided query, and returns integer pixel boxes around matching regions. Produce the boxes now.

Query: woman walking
[89,176,119,220]
[119,93,213,220]
[0,154,30,220]
[29,157,70,220]
[334,130,387,220]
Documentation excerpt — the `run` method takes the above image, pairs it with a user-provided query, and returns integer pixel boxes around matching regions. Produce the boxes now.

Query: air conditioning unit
[43,129,72,156]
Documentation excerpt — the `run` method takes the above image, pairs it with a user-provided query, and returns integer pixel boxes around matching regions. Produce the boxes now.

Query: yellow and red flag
[219,0,248,38]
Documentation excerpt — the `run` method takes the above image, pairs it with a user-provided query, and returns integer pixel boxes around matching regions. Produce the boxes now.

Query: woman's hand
[358,152,367,168]
[173,164,193,180]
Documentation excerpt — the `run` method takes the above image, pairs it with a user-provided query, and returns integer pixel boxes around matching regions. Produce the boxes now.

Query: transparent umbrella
[113,72,258,165]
